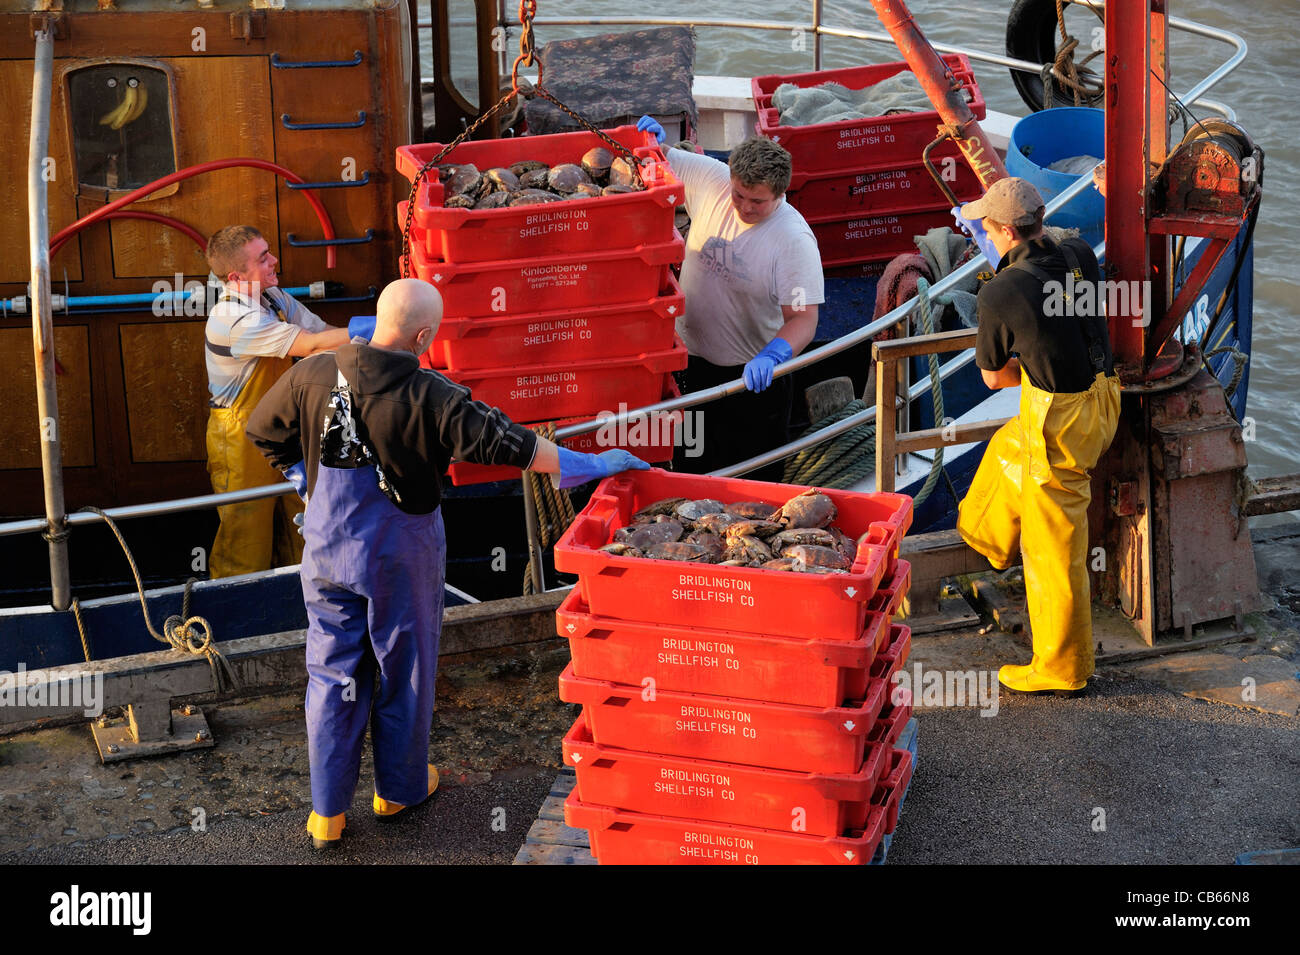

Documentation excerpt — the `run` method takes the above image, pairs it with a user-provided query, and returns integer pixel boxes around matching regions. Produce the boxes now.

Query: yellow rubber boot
[306,811,346,850]
[373,764,439,820]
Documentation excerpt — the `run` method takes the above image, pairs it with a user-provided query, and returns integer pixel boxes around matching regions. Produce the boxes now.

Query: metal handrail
[0,6,1247,539]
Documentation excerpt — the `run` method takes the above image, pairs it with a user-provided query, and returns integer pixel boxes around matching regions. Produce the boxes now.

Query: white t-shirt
[667,148,825,367]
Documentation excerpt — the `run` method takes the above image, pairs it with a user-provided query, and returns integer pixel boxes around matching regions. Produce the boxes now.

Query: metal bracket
[90,701,215,763]
[229,10,267,42]
[30,12,68,39]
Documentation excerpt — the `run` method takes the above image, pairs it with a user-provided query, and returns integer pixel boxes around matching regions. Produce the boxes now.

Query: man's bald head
[370,279,444,352]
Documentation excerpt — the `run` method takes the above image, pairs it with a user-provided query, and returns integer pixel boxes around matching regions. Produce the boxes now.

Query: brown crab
[723,534,772,564]
[785,544,852,572]
[773,489,837,529]
[632,497,688,523]
[725,501,779,521]
[646,541,711,562]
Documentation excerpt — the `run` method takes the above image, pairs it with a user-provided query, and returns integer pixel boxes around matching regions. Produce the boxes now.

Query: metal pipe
[869,0,1008,186]
[0,483,297,539]
[811,0,823,71]
[27,29,70,611]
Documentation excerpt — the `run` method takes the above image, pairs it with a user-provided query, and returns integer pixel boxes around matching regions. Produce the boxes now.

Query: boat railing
[421,1,1241,121]
[2,4,1248,594]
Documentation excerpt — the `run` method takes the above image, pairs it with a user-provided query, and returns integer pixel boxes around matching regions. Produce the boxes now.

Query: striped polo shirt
[204,284,329,408]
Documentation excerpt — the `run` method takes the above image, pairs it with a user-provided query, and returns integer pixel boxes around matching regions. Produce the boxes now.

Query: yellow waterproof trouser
[206,357,305,578]
[957,370,1121,686]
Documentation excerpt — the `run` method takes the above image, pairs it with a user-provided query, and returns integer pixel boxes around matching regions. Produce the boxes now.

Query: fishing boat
[0,0,1282,740]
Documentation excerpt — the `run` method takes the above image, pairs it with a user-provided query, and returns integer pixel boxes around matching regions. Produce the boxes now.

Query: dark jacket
[246,342,538,514]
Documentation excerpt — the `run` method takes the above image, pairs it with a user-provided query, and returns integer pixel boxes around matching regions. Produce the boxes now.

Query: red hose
[50,210,207,258]
[50,158,338,269]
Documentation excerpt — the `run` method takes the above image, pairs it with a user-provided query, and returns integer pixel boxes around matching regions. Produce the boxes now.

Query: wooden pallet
[513,718,919,866]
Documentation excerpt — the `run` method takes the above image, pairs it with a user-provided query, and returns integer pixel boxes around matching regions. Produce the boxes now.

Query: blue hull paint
[0,567,472,672]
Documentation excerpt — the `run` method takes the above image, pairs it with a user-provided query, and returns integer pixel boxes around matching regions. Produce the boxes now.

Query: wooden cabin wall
[0,3,411,517]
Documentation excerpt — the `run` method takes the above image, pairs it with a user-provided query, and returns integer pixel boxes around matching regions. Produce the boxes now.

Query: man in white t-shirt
[203,225,367,578]
[640,118,824,477]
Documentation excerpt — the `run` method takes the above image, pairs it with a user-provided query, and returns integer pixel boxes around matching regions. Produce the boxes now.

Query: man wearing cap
[952,177,1121,696]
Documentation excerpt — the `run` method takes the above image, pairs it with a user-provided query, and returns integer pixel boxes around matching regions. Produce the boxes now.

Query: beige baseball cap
[960,177,1045,226]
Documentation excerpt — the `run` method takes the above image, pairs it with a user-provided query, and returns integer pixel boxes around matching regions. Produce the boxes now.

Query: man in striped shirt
[203,225,364,578]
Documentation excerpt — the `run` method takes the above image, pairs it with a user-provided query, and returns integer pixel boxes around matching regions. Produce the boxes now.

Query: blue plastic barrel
[1005,106,1105,245]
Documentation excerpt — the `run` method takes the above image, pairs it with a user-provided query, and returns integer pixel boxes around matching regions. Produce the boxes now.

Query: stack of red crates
[395,126,689,484]
[552,469,915,864]
[752,55,987,275]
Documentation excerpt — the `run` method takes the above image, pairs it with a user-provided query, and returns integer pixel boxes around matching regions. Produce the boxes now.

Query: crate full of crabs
[553,470,912,641]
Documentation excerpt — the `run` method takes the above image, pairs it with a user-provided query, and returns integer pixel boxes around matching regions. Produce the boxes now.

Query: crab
[484,167,520,192]
[784,544,851,572]
[507,188,562,206]
[608,156,639,188]
[444,194,476,209]
[692,511,739,536]
[723,534,772,564]
[725,519,783,540]
[725,501,779,521]
[674,498,725,528]
[685,530,726,562]
[632,497,688,523]
[761,557,799,572]
[567,182,603,199]
[602,184,638,195]
[508,159,548,177]
[770,528,837,554]
[628,520,683,550]
[773,489,837,529]
[547,163,592,194]
[474,191,512,210]
[646,541,711,562]
[600,542,644,558]
[580,147,614,182]
[445,163,482,197]
[518,167,551,190]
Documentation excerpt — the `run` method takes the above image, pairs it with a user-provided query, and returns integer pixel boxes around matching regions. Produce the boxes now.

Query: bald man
[246,279,646,849]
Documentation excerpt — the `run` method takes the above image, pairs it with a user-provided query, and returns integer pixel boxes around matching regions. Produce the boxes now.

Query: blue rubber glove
[284,460,308,500]
[743,337,793,393]
[553,447,650,489]
[347,314,377,341]
[951,206,999,265]
[637,114,666,144]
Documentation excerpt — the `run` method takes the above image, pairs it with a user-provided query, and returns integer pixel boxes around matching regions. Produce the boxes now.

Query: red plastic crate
[425,271,683,371]
[558,655,903,774]
[785,159,984,221]
[402,220,684,318]
[870,559,911,617]
[806,205,964,268]
[425,338,687,423]
[877,623,912,676]
[396,126,681,264]
[872,748,915,835]
[565,792,886,865]
[558,587,892,707]
[553,469,913,641]
[868,694,913,755]
[445,375,682,487]
[751,54,986,172]
[562,712,890,837]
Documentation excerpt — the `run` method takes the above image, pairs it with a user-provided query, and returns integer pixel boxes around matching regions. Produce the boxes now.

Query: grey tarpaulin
[523,27,698,137]
[771,72,944,127]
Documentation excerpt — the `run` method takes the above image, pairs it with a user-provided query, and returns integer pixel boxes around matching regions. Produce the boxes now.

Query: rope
[1042,0,1105,109]
[1205,345,1249,404]
[910,279,945,507]
[522,424,576,596]
[782,280,951,503]
[76,507,238,692]
[401,0,645,278]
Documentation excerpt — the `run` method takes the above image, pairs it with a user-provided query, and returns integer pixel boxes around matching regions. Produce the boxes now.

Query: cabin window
[67,64,175,191]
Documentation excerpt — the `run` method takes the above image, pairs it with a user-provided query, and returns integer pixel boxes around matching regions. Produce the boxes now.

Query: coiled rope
[1041,0,1106,109]
[76,507,238,691]
[783,279,949,505]
[522,424,576,595]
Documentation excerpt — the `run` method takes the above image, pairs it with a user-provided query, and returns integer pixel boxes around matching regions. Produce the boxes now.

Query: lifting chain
[400,0,647,278]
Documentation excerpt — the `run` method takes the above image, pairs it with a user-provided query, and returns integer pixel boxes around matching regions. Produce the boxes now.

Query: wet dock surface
[4,525,1299,865]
